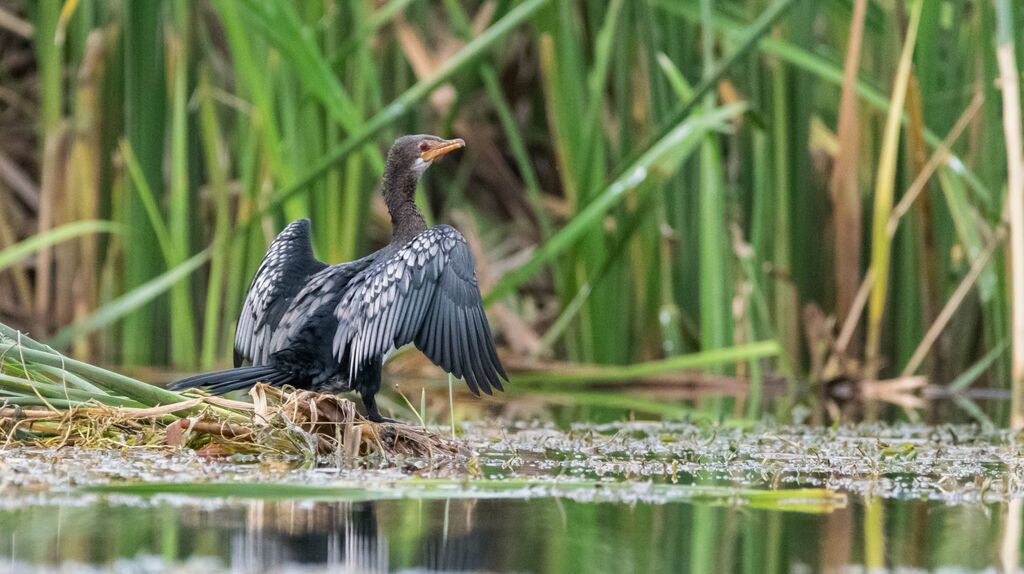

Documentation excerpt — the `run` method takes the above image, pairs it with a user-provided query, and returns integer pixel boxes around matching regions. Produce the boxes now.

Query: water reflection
[0,494,1017,572]
[231,501,386,572]
[5,418,1024,572]
[1,497,527,573]
[225,499,495,572]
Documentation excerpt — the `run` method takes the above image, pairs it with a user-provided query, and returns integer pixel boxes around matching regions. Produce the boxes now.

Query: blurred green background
[1,0,1022,424]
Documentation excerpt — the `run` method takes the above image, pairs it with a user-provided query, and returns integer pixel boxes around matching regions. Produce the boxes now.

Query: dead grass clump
[173,384,469,461]
[1,384,468,464]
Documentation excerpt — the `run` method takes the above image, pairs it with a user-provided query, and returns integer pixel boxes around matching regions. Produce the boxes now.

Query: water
[2,421,1023,573]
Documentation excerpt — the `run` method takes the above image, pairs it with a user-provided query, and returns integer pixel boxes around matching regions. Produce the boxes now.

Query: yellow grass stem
[865,0,923,380]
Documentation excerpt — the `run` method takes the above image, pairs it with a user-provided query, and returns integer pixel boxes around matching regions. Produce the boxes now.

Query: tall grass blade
[48,250,212,348]
[865,0,923,380]
[618,0,796,177]
[122,0,167,365]
[0,221,119,273]
[697,0,732,391]
[263,0,551,211]
[994,0,1024,427]
[486,103,748,303]
[511,341,780,385]
[830,0,868,323]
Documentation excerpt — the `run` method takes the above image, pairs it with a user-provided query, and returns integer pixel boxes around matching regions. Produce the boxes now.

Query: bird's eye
[418,142,430,152]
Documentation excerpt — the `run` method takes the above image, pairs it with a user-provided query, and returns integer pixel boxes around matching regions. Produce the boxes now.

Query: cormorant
[171,135,507,422]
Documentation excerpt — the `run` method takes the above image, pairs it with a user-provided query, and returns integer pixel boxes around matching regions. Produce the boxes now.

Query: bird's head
[387,134,466,179]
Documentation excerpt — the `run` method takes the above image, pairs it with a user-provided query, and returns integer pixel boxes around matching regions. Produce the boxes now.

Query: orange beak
[420,138,465,162]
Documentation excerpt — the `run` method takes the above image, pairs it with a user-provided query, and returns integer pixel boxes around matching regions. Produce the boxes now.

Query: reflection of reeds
[236,500,389,574]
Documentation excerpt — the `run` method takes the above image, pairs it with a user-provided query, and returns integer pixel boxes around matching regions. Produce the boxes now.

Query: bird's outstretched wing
[332,225,507,395]
[234,219,327,366]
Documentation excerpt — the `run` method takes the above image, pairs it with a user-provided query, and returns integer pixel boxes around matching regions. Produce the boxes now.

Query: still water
[1,421,1022,573]
[2,494,1017,572]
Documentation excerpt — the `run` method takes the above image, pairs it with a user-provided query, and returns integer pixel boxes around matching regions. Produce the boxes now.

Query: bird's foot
[367,414,400,425]
[362,394,399,425]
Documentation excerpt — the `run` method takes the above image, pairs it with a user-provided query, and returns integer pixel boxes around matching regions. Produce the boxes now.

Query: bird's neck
[383,171,427,244]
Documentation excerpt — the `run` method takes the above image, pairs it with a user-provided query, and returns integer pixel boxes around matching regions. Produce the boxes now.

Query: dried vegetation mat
[0,326,466,463]
[1,383,467,462]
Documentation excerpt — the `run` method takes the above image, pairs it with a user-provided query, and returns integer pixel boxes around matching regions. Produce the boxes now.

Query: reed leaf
[865,0,924,379]
[0,221,120,273]
[486,102,748,304]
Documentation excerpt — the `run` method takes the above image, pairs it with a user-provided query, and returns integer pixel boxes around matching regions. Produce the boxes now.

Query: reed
[994,0,1024,427]
[0,0,1019,424]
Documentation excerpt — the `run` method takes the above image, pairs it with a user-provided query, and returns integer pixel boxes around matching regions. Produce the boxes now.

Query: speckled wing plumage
[332,225,507,395]
[267,253,378,356]
[234,219,327,367]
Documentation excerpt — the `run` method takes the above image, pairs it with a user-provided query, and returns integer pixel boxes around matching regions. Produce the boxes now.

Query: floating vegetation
[0,325,464,463]
[4,418,1024,512]
[461,420,1024,503]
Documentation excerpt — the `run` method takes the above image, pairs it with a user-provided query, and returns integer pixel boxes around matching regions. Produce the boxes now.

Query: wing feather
[333,225,507,394]
[449,305,463,377]
[425,298,443,365]
[471,306,503,392]
[234,219,327,366]
[460,306,487,394]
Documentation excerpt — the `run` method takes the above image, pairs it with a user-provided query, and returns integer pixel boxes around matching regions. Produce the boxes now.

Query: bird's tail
[168,365,294,395]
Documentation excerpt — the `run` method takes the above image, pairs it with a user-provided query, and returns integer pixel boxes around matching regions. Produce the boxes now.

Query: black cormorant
[171,135,507,422]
